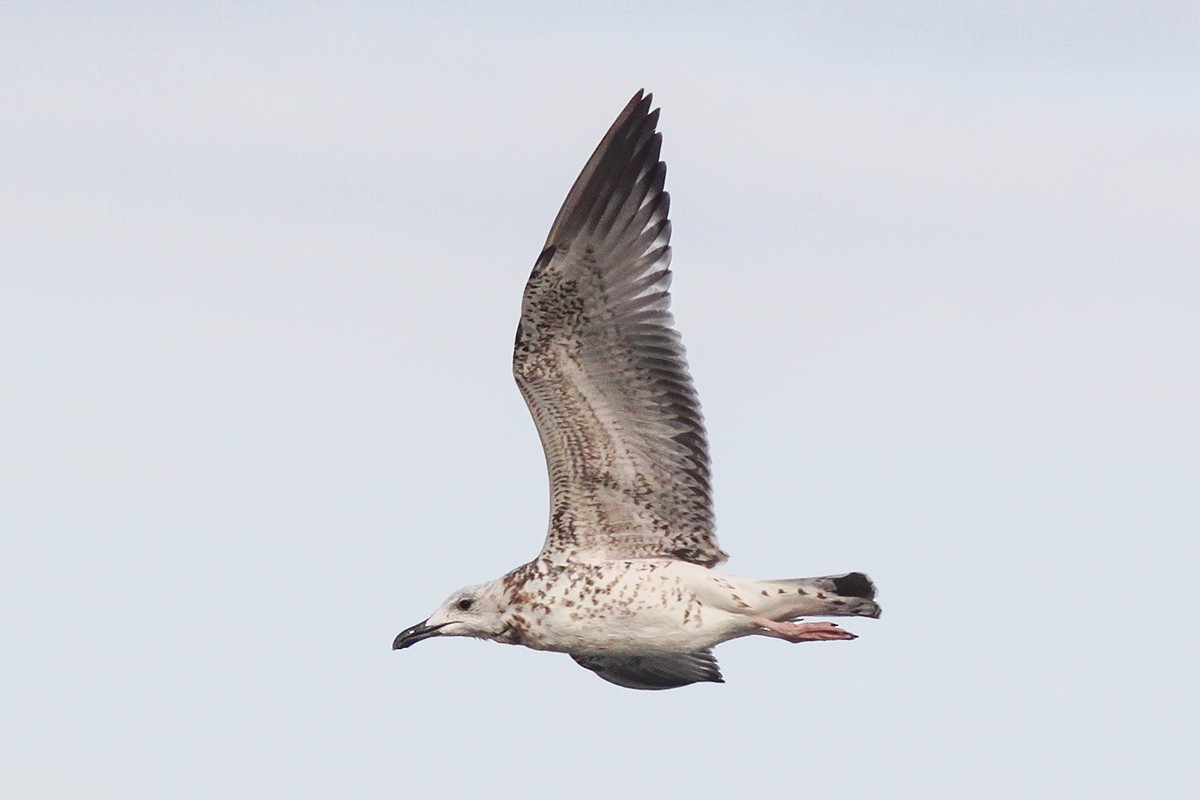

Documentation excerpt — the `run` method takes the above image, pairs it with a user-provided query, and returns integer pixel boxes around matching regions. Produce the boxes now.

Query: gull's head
[392,581,508,650]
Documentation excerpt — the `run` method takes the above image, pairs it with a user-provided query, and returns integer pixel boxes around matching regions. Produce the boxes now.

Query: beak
[392,619,450,650]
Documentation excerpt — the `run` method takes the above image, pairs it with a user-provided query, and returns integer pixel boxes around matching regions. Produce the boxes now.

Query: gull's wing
[513,90,727,567]
[571,650,724,691]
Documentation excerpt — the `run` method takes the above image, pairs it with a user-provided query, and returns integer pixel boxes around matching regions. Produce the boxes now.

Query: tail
[753,571,881,620]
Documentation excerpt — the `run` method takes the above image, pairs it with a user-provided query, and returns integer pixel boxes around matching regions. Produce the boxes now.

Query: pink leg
[751,617,857,643]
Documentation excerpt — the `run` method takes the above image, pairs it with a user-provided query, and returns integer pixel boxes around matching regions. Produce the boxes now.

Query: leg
[751,617,857,643]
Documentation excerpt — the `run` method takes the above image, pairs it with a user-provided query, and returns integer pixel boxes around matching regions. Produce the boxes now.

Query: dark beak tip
[393,619,442,651]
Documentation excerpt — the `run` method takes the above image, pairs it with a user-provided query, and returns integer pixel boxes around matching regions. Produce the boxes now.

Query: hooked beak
[392,619,451,650]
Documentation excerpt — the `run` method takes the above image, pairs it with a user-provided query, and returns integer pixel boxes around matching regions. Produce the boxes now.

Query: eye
[456,598,474,611]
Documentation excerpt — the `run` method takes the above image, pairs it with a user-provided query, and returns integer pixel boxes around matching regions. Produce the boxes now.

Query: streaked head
[392,581,507,650]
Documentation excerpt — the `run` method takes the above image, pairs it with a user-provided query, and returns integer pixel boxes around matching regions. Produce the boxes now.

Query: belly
[502,560,742,654]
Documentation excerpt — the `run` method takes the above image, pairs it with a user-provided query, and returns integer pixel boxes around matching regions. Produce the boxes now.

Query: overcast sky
[3,4,1198,799]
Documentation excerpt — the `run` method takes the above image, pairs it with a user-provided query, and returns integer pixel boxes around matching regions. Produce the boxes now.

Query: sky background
[3,3,1198,798]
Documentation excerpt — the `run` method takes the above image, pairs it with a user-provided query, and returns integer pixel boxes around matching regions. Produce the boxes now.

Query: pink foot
[753,618,858,643]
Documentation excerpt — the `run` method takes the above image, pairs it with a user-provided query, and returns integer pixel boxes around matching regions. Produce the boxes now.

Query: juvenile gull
[393,90,880,690]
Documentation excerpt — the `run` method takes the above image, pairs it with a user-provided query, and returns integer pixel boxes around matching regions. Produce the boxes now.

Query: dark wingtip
[832,572,876,600]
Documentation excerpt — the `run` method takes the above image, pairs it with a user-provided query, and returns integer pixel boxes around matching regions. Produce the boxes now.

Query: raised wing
[571,649,724,691]
[513,91,726,567]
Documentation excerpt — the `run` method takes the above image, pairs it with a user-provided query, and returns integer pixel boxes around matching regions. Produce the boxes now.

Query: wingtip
[627,88,656,118]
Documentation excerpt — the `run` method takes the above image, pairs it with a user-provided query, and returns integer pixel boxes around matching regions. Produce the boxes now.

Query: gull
[393,90,880,690]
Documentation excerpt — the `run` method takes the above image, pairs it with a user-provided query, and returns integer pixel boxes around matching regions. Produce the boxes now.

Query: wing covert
[513,91,726,567]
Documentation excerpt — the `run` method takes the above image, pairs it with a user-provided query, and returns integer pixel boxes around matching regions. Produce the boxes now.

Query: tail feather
[831,571,876,601]
[753,572,881,620]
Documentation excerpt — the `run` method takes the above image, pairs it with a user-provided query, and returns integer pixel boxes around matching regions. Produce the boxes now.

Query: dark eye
[456,598,474,611]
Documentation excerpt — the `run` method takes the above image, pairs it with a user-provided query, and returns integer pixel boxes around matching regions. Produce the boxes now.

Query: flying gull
[393,90,880,690]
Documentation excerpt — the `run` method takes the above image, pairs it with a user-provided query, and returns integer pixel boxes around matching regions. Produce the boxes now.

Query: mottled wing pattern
[571,649,724,690]
[513,91,726,567]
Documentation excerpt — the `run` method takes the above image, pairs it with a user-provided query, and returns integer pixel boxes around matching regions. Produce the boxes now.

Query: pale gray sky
[3,4,1198,799]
